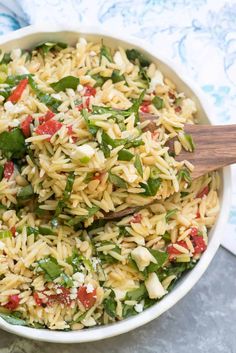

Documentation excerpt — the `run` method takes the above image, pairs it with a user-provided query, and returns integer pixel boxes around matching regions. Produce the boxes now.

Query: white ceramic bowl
[0,25,231,343]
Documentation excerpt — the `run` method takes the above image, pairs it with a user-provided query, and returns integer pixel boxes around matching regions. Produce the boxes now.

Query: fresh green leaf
[0,165,3,181]
[128,90,146,125]
[122,304,137,318]
[165,209,178,221]
[0,230,12,239]
[103,290,117,318]
[81,109,99,136]
[59,273,73,288]
[26,227,39,236]
[126,284,147,301]
[35,42,67,54]
[50,76,80,92]
[134,155,143,177]
[126,49,150,67]
[0,52,12,65]
[38,256,61,281]
[99,242,121,264]
[100,44,113,62]
[66,250,93,272]
[139,67,150,86]
[118,149,134,161]
[92,74,108,87]
[109,172,127,189]
[0,312,27,326]
[111,70,125,83]
[140,177,161,196]
[17,184,34,200]
[125,138,144,149]
[180,191,189,198]
[162,231,171,242]
[178,168,192,183]
[0,128,26,159]
[152,96,164,110]
[38,226,54,235]
[146,249,168,273]
[184,133,195,152]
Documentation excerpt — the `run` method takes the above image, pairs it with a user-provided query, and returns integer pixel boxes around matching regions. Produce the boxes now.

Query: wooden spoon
[103,113,236,220]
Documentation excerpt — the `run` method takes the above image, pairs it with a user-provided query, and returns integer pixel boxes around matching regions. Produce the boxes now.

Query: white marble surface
[0,247,235,353]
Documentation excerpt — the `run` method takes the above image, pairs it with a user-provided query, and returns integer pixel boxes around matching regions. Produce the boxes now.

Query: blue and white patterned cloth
[0,0,236,254]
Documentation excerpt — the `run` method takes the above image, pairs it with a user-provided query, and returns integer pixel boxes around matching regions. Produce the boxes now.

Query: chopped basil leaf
[178,168,192,183]
[103,290,117,318]
[122,304,137,318]
[126,49,150,67]
[0,230,12,239]
[180,191,189,198]
[140,177,161,196]
[125,138,144,149]
[139,67,150,86]
[66,250,92,272]
[111,70,125,83]
[109,172,127,189]
[38,256,61,281]
[50,76,80,92]
[35,41,67,54]
[0,52,12,65]
[162,231,171,242]
[0,128,26,159]
[126,284,147,301]
[100,44,113,62]
[0,312,27,326]
[17,184,34,201]
[0,165,3,181]
[166,209,178,221]
[118,149,134,161]
[146,249,168,273]
[38,226,54,235]
[134,155,143,177]
[184,133,195,152]
[26,227,39,236]
[152,96,164,110]
[59,273,73,288]
[81,109,99,136]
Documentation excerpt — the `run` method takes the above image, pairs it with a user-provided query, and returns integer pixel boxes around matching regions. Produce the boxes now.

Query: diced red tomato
[20,115,33,137]
[196,210,200,219]
[35,119,62,139]
[33,292,44,306]
[130,213,142,224]
[191,235,207,255]
[196,186,209,199]
[7,78,28,103]
[84,85,96,97]
[175,106,182,113]
[4,161,14,180]
[4,295,20,310]
[140,101,151,113]
[77,97,91,112]
[167,240,188,258]
[10,226,16,237]
[190,227,199,237]
[77,285,97,309]
[43,287,72,306]
[67,125,77,143]
[93,172,105,181]
[39,110,55,124]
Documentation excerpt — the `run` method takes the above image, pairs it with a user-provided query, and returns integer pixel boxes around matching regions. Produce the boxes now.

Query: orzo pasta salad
[0,39,219,330]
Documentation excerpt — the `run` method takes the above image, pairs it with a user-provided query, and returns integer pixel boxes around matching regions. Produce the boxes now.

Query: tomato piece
[77,285,97,309]
[7,78,28,103]
[196,210,200,219]
[84,85,96,97]
[77,97,91,112]
[10,226,16,237]
[140,101,151,113]
[130,213,142,224]
[39,110,55,124]
[35,119,62,139]
[33,292,43,306]
[20,115,33,137]
[191,235,207,255]
[4,161,14,180]
[190,227,199,237]
[167,240,188,257]
[174,106,182,113]
[93,172,105,181]
[67,125,77,143]
[4,294,20,310]
[196,186,209,199]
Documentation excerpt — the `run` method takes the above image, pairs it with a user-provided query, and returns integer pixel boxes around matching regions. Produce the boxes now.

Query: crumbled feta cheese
[85,283,95,294]
[15,66,29,75]
[72,144,95,163]
[66,88,75,97]
[51,93,61,100]
[77,84,84,92]
[55,287,63,294]
[72,272,85,284]
[10,48,21,60]
[0,241,5,250]
[4,101,25,114]
[131,246,157,271]
[134,302,144,313]
[145,272,167,299]
[69,293,77,300]
[148,70,164,93]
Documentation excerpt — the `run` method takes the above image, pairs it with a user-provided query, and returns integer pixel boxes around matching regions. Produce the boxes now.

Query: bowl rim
[0,24,232,343]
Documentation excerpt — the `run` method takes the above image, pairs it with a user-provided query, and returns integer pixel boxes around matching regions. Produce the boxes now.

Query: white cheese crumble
[147,69,164,93]
[134,302,144,313]
[4,101,25,114]
[85,283,95,294]
[77,84,84,92]
[72,144,95,162]
[72,272,85,284]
